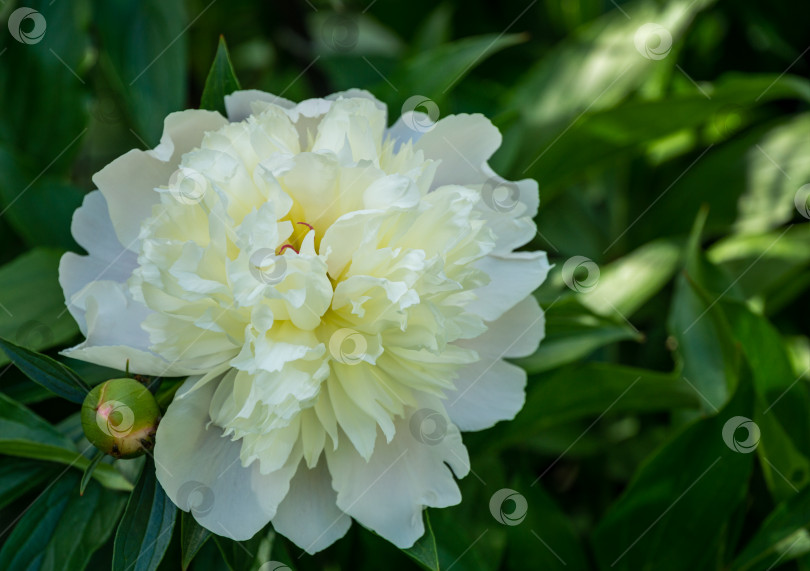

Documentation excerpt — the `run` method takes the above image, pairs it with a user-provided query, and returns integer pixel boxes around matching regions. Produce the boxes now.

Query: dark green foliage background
[1,0,809,569]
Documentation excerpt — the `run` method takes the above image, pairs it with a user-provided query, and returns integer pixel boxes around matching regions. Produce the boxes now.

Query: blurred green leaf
[0,472,126,571]
[0,392,133,491]
[375,33,525,109]
[200,36,242,115]
[113,461,176,571]
[504,474,589,570]
[732,485,810,571]
[0,457,57,510]
[592,365,755,570]
[0,248,80,366]
[94,0,189,145]
[0,337,89,404]
[498,362,700,446]
[515,299,641,374]
[580,238,682,319]
[0,0,89,169]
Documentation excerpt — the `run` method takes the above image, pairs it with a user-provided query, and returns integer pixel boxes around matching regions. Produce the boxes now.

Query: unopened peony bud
[81,378,161,459]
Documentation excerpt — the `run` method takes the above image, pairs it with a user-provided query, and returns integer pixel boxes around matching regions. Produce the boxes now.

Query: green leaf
[579,238,682,319]
[403,511,440,571]
[0,457,58,510]
[0,392,133,491]
[0,472,127,571]
[373,33,525,109]
[497,363,700,446]
[113,462,177,571]
[200,37,242,115]
[504,475,589,570]
[592,364,756,570]
[0,0,89,169]
[80,451,105,496]
[0,337,89,403]
[507,0,711,127]
[732,485,810,571]
[0,248,81,366]
[515,299,641,374]
[181,512,213,570]
[214,533,266,571]
[93,0,188,145]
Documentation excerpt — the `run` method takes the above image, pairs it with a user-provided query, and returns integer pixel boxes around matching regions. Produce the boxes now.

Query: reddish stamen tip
[277,244,299,255]
[297,221,314,231]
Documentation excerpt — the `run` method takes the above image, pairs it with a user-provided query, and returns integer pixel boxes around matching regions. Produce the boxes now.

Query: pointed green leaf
[0,337,89,403]
[404,511,440,571]
[181,511,212,570]
[200,37,242,115]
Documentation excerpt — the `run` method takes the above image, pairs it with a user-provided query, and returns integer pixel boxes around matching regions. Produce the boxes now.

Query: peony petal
[156,377,300,541]
[466,252,551,322]
[414,113,501,188]
[459,295,545,360]
[225,90,296,122]
[94,110,227,250]
[326,400,468,548]
[60,280,192,376]
[271,459,351,554]
[444,359,527,432]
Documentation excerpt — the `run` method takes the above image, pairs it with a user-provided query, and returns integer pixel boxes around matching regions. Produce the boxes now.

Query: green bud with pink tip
[81,378,161,459]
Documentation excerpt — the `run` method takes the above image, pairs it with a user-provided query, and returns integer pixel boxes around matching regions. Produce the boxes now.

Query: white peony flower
[59,89,549,552]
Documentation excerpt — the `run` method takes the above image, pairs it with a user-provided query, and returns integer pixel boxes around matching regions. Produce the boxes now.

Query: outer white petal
[326,401,469,548]
[93,110,227,250]
[156,377,299,541]
[225,90,296,122]
[444,359,527,432]
[414,113,501,188]
[446,296,545,431]
[59,191,137,332]
[271,459,351,554]
[60,280,188,376]
[466,252,551,321]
